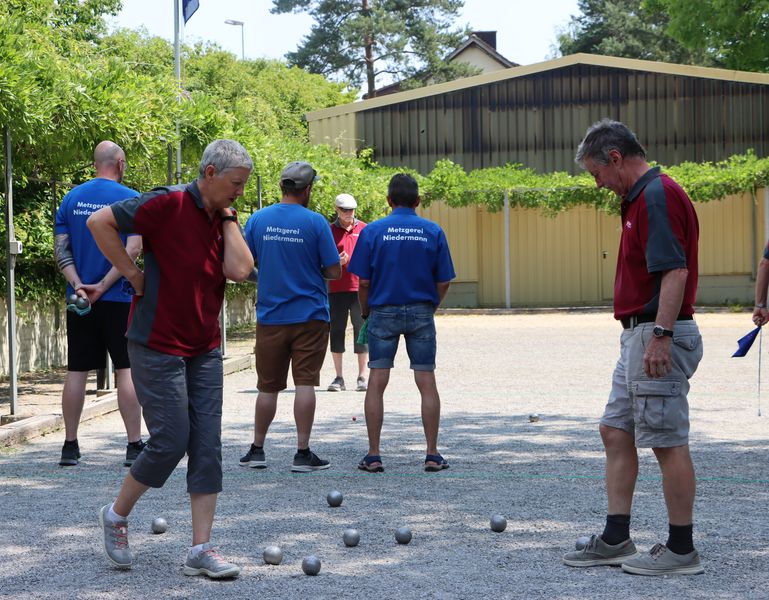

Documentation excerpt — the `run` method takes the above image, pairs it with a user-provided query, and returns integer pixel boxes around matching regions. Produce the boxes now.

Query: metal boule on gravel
[342,529,360,547]
[151,517,168,534]
[263,545,283,565]
[395,526,412,544]
[301,555,321,576]
[327,490,343,507]
[528,413,540,423]
[575,535,592,550]
[490,514,507,533]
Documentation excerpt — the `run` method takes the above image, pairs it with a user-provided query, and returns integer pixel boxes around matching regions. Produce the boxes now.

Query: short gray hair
[575,119,646,167]
[198,139,253,177]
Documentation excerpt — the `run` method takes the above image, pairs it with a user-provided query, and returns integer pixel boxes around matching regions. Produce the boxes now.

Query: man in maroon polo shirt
[327,193,369,392]
[563,120,704,576]
[87,139,255,579]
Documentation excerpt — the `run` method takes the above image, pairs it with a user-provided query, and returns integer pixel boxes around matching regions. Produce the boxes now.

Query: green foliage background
[2,1,769,303]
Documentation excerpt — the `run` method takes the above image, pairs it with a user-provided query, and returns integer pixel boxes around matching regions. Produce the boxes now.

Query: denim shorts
[601,320,703,448]
[367,302,436,371]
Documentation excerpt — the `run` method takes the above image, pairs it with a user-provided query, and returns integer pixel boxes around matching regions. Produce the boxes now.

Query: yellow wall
[419,188,764,307]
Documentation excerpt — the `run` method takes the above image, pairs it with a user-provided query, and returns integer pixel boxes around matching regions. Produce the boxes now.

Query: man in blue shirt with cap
[349,173,455,473]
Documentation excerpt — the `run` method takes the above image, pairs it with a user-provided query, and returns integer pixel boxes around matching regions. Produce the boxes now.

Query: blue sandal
[424,454,449,472]
[358,454,384,473]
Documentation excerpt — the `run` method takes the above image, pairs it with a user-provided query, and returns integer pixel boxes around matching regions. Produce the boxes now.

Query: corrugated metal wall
[419,189,764,307]
[355,64,769,174]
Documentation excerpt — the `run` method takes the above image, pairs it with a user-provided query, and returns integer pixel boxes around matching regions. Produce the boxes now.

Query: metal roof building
[307,53,769,174]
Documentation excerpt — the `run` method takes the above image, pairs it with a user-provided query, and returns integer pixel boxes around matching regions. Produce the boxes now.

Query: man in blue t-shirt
[240,161,341,473]
[348,173,455,473]
[53,141,143,468]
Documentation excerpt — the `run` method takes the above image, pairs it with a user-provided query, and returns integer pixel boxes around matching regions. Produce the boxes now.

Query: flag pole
[174,0,182,184]
[759,328,763,417]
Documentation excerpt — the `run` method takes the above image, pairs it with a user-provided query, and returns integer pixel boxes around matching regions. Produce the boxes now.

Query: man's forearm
[436,281,451,307]
[87,207,142,281]
[655,268,689,328]
[358,281,370,317]
[755,258,769,307]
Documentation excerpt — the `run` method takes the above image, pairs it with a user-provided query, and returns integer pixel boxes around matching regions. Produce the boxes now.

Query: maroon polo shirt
[111,181,229,356]
[329,218,366,294]
[614,167,699,320]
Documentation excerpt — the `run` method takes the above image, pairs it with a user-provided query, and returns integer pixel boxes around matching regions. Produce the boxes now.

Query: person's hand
[127,271,145,297]
[753,306,768,327]
[78,282,105,304]
[643,336,672,378]
[339,251,349,266]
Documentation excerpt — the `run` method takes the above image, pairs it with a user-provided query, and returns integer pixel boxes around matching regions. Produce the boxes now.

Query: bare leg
[190,493,217,545]
[61,371,88,441]
[414,371,440,456]
[253,391,278,447]
[364,368,390,456]
[357,352,368,379]
[653,445,696,525]
[332,352,344,378]
[600,424,638,514]
[112,472,150,518]
[115,368,141,443]
[294,385,316,448]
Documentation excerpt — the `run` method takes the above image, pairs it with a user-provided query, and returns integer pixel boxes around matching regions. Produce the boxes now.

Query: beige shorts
[601,320,703,448]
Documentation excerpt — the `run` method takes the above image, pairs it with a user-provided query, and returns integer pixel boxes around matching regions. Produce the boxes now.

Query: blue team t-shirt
[54,178,138,302]
[244,203,340,325]
[348,207,455,307]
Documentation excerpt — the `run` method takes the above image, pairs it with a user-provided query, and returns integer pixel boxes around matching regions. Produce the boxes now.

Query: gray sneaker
[356,376,368,391]
[99,504,134,569]
[621,543,704,576]
[291,449,330,472]
[562,534,638,567]
[328,376,345,391]
[183,543,241,579]
[239,444,267,468]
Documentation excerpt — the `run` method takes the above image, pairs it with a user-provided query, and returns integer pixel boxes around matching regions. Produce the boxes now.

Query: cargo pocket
[631,380,680,430]
[672,331,703,378]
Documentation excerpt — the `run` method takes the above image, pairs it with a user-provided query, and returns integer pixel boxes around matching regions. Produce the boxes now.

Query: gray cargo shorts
[601,319,703,448]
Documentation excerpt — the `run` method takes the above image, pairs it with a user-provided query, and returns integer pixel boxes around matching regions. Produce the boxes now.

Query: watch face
[653,326,663,337]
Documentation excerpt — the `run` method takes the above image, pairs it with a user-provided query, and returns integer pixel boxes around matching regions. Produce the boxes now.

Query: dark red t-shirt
[111,181,228,356]
[614,167,699,320]
[329,218,366,294]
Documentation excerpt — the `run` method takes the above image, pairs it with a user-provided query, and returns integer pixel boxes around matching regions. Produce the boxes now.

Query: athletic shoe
[562,535,639,567]
[99,504,134,569]
[328,376,345,391]
[239,444,267,469]
[621,543,704,576]
[183,543,241,579]
[291,449,330,473]
[59,440,81,466]
[123,440,146,467]
[356,376,368,391]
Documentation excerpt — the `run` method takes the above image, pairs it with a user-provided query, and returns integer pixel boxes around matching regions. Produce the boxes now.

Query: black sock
[64,439,78,446]
[297,447,310,456]
[601,514,631,545]
[252,444,262,450]
[666,523,694,555]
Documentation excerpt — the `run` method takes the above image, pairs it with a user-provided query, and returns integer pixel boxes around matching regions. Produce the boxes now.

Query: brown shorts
[255,320,330,392]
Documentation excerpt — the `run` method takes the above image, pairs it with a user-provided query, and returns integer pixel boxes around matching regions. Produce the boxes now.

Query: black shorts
[66,301,131,371]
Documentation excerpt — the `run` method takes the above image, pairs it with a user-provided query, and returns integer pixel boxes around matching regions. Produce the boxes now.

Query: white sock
[189,543,207,557]
[108,503,127,522]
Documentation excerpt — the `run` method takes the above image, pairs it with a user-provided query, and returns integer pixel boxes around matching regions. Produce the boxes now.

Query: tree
[556,0,707,65]
[271,0,474,97]
[646,0,769,72]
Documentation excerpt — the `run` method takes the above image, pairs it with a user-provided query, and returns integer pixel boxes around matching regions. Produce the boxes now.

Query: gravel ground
[1,311,767,599]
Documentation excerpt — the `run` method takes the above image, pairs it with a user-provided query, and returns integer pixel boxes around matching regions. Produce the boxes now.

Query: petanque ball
[263,545,283,565]
[528,413,540,423]
[342,529,360,547]
[575,535,592,550]
[151,517,168,534]
[395,526,412,544]
[327,490,343,507]
[301,555,321,576]
[490,514,507,533]
[75,296,90,309]
[67,294,79,305]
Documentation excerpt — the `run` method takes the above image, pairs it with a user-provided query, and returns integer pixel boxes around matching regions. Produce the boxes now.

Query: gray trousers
[128,341,224,494]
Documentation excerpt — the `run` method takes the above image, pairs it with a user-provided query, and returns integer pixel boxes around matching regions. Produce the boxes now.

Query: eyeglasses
[338,208,354,213]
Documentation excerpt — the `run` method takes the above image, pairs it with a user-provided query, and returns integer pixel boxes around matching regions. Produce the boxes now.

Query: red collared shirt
[329,218,366,293]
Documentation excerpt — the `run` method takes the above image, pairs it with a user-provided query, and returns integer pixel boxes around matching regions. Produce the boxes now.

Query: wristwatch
[221,214,238,223]
[652,325,674,338]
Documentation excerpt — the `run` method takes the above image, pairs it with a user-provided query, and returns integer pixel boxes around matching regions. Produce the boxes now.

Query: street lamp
[224,19,245,60]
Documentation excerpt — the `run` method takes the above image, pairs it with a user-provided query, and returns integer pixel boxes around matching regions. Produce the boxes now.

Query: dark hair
[387,173,419,207]
[575,119,646,166]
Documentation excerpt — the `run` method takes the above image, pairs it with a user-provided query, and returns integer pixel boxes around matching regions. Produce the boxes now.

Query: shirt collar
[333,217,358,230]
[187,180,204,209]
[625,166,661,204]
[392,207,417,215]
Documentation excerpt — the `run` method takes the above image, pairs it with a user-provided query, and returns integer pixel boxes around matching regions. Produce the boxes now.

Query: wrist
[756,302,767,309]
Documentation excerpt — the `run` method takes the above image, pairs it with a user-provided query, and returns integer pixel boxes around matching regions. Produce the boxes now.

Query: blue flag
[733,326,761,357]
[182,0,199,23]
